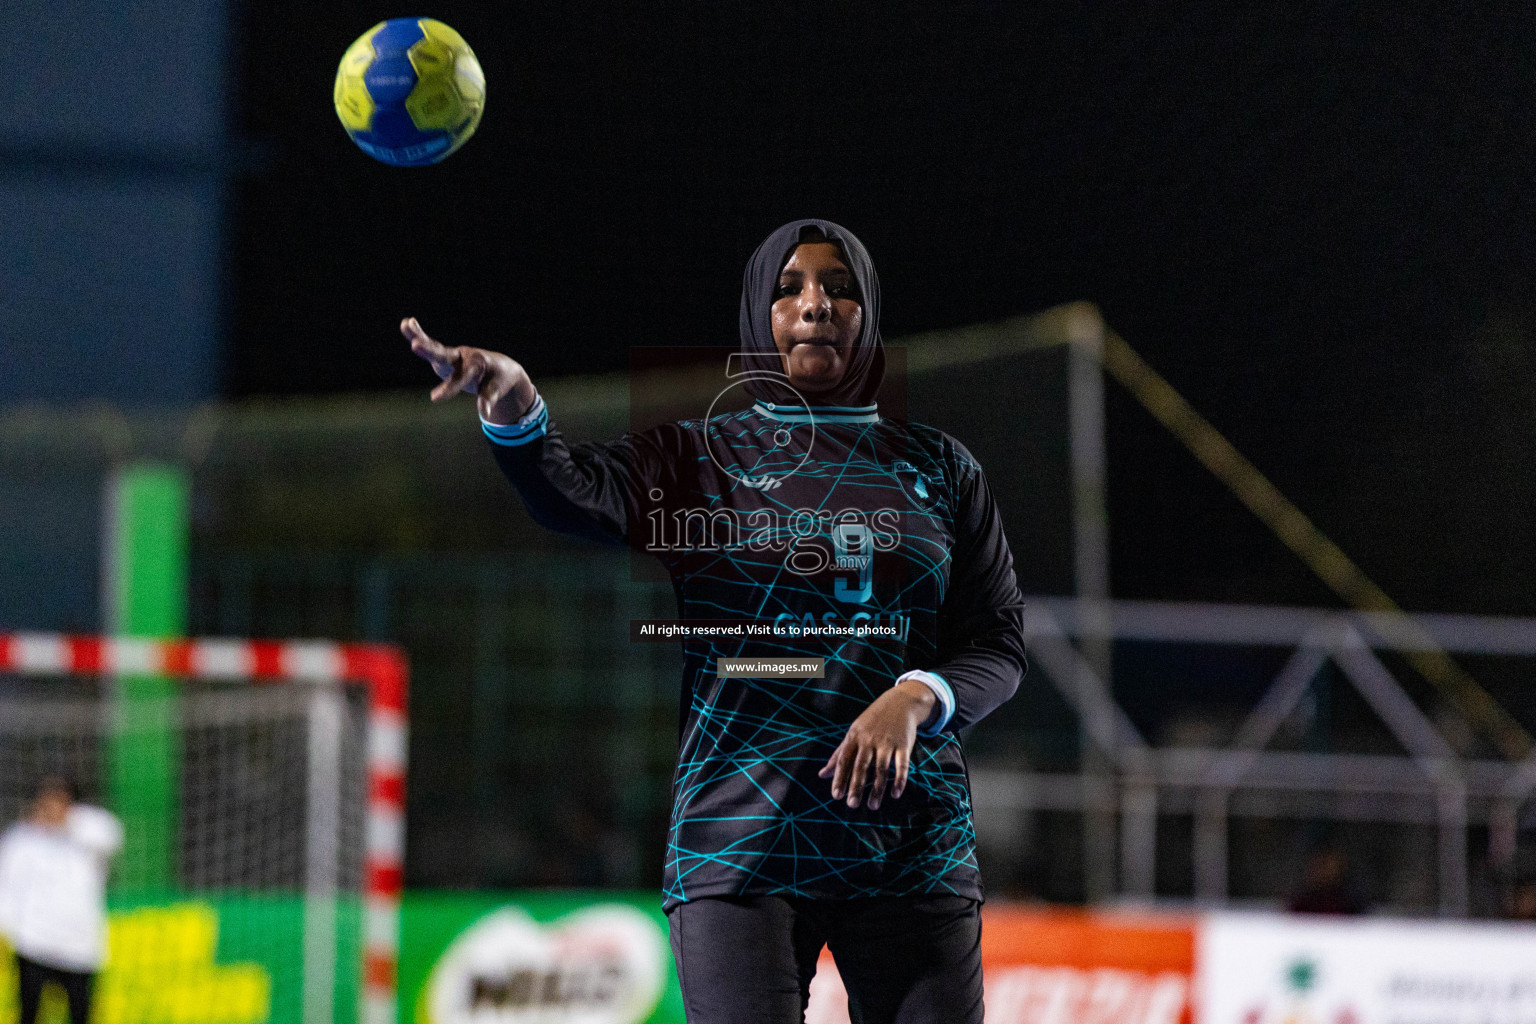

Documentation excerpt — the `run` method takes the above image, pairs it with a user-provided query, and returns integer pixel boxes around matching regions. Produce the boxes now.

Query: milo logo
[420,904,667,1024]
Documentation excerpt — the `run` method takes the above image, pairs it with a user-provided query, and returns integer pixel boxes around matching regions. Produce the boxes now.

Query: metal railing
[970,596,1536,915]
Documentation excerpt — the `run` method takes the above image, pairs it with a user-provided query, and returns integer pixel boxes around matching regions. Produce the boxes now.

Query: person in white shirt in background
[0,776,123,1024]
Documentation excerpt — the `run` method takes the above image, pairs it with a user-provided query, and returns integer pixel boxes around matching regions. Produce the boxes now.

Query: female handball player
[406,219,1027,1023]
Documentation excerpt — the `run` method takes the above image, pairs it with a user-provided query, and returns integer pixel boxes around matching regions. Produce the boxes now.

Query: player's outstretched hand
[818,680,937,810]
[402,317,537,425]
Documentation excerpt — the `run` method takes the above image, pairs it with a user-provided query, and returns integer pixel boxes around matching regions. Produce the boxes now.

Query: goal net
[0,635,406,1024]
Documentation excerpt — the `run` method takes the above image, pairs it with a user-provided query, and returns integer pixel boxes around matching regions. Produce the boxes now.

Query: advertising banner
[806,907,1196,1024]
[2,892,673,1024]
[0,897,335,1024]
[9,895,1533,1024]
[1198,913,1536,1024]
[400,891,682,1024]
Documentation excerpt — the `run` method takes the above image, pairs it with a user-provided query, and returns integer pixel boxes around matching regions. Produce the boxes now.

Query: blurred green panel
[106,464,188,891]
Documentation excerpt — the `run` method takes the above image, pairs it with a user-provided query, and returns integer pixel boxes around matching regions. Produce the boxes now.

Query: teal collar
[752,402,881,424]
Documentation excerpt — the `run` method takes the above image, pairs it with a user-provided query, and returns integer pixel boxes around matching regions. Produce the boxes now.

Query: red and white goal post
[0,632,408,1024]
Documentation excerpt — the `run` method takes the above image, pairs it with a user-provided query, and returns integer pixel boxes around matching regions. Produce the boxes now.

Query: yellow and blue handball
[334,18,485,166]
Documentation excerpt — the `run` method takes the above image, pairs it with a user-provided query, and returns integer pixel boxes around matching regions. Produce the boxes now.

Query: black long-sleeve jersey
[488,393,1026,908]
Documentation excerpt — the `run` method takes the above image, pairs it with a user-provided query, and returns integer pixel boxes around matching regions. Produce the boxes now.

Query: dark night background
[230,4,1536,618]
[4,0,1536,906]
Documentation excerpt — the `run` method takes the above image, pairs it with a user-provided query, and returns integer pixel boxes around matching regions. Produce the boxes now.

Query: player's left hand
[818,680,937,810]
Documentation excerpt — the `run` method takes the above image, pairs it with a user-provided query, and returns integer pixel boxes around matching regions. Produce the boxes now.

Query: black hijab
[737,219,886,408]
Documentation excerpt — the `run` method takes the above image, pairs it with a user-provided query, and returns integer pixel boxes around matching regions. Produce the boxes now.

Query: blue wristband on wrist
[895,670,955,736]
[481,394,547,446]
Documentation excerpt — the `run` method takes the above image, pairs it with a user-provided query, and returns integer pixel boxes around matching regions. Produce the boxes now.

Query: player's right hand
[402,317,537,425]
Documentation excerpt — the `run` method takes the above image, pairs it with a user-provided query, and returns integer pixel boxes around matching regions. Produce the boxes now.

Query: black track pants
[15,955,95,1024]
[667,894,984,1024]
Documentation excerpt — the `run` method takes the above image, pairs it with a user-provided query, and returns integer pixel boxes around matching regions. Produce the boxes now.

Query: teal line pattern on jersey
[656,407,985,906]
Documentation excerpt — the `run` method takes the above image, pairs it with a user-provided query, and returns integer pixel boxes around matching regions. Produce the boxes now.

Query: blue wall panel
[0,1,226,153]
[0,0,226,634]
[0,175,223,405]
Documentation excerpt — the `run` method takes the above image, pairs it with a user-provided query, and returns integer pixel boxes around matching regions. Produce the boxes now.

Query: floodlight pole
[1066,307,1119,903]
